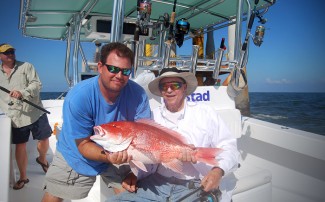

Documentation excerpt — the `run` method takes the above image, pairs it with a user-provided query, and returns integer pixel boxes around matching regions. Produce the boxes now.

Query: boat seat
[214,108,272,202]
[232,164,272,202]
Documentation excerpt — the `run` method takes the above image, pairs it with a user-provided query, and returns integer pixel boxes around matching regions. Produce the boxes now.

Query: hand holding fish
[177,145,197,163]
[104,150,131,165]
[76,137,130,165]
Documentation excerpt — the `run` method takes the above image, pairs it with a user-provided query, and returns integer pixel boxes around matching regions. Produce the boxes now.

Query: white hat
[148,67,198,96]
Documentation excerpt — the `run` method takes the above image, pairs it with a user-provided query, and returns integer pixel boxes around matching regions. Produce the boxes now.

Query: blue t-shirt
[57,76,151,176]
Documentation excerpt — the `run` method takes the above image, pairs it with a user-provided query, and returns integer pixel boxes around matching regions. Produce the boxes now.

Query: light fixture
[26,13,37,22]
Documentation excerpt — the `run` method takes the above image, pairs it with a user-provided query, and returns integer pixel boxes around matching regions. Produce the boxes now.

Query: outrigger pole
[167,0,177,44]
[0,86,51,114]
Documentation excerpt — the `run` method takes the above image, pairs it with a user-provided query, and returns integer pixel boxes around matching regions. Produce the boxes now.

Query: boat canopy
[19,0,274,42]
[19,0,275,90]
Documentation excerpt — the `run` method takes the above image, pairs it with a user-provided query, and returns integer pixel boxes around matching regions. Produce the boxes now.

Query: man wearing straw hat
[111,67,239,202]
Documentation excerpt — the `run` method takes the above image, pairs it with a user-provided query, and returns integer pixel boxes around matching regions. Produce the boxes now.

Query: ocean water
[249,92,325,136]
[41,92,67,100]
[41,92,325,136]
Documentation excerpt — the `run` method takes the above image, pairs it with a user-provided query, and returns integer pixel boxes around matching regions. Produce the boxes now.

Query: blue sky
[1,0,325,92]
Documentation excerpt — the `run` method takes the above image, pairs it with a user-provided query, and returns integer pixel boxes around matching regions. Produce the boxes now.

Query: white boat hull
[1,91,325,202]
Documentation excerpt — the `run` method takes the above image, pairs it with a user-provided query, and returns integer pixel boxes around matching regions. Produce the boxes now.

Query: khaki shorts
[43,151,131,200]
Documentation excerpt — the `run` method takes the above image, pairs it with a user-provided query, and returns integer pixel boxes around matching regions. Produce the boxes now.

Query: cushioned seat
[232,164,272,202]
[215,108,272,202]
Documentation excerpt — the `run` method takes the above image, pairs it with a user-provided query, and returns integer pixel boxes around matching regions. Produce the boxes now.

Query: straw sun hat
[148,67,198,97]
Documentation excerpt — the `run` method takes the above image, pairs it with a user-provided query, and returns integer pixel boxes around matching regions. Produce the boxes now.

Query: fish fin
[135,119,188,144]
[130,166,139,176]
[130,160,148,173]
[162,159,184,174]
[195,147,223,166]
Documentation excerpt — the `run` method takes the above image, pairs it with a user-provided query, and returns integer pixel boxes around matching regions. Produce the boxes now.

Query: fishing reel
[252,7,267,46]
[175,18,190,47]
[253,25,265,47]
[138,0,152,34]
[200,189,221,202]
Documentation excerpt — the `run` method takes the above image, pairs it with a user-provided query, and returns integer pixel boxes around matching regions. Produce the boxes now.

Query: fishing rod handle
[0,86,10,94]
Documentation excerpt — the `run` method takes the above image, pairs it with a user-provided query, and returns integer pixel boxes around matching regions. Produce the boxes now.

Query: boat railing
[86,41,234,76]
[135,56,233,72]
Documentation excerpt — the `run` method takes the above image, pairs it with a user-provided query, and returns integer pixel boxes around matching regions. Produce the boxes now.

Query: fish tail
[195,147,222,166]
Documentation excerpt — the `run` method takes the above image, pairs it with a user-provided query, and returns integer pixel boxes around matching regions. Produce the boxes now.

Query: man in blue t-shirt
[42,42,151,201]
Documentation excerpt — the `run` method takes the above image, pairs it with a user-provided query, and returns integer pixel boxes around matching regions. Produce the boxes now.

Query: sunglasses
[1,50,15,55]
[159,82,184,92]
[105,64,132,76]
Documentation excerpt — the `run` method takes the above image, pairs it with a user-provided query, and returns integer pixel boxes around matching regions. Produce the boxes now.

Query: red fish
[91,119,222,174]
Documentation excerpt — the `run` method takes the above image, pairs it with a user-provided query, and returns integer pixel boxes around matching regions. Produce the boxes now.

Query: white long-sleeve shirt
[137,100,240,181]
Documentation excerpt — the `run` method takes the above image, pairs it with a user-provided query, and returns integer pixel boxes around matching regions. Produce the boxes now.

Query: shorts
[11,113,52,144]
[101,163,131,190]
[43,151,131,200]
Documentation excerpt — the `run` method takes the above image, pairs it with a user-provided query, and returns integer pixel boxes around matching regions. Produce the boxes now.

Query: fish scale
[91,119,222,174]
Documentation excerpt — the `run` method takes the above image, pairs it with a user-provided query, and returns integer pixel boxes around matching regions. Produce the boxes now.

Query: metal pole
[64,23,73,87]
[132,41,140,78]
[158,23,165,57]
[79,43,89,72]
[189,45,199,75]
[72,13,82,86]
[212,48,225,80]
[111,0,125,42]
[234,0,244,62]
[162,42,171,69]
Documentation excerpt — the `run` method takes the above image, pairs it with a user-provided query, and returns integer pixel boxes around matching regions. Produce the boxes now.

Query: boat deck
[9,135,106,202]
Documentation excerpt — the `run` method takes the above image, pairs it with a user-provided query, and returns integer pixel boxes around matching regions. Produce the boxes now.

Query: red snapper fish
[91,119,222,174]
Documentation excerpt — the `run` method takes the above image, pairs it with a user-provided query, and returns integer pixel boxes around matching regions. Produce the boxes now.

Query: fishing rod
[227,0,261,98]
[176,185,220,202]
[167,0,177,43]
[0,86,51,114]
[175,186,203,202]
[241,0,259,53]
[132,0,141,78]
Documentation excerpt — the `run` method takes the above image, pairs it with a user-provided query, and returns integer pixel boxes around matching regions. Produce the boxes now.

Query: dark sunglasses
[1,50,15,55]
[159,82,185,92]
[105,64,132,76]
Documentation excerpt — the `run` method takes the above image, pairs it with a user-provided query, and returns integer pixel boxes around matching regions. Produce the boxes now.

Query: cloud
[266,78,292,84]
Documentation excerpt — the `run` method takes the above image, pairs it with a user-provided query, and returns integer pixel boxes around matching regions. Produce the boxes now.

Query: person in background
[0,43,52,190]
[111,67,240,202]
[41,42,151,202]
